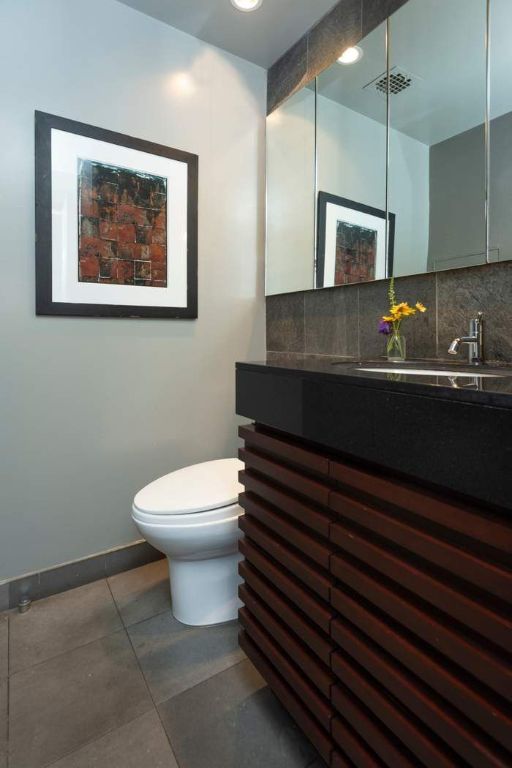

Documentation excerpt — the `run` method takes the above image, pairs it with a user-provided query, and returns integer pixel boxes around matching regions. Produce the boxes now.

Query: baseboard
[0,541,164,611]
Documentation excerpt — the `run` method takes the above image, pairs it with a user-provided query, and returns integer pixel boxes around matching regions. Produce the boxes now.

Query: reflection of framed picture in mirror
[316,192,394,288]
[35,111,198,318]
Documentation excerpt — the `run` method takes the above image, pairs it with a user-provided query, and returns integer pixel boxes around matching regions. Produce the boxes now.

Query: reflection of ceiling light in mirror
[230,0,263,11]
[338,46,363,65]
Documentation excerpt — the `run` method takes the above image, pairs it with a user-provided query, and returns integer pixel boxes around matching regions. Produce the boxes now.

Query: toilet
[131,458,244,626]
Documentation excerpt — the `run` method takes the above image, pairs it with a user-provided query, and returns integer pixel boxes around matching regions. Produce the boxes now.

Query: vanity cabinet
[237,423,512,768]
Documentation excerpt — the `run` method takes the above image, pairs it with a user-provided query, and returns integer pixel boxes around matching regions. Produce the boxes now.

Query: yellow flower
[382,315,395,322]
[416,302,427,313]
[391,302,416,317]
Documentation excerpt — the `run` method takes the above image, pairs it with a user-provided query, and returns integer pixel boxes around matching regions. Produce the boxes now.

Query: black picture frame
[35,110,198,318]
[316,191,395,289]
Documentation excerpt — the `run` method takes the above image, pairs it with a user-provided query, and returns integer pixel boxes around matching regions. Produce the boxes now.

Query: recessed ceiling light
[338,46,363,65]
[230,0,263,12]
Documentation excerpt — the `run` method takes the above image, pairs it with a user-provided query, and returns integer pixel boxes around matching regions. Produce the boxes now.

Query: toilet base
[168,552,242,626]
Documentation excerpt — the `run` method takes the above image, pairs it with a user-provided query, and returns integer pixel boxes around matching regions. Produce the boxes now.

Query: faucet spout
[447,313,484,365]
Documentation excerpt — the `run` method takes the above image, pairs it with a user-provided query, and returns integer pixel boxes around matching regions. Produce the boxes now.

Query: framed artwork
[316,192,395,288]
[35,111,198,318]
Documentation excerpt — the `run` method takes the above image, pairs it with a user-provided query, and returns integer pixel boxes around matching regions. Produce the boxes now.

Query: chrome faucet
[448,312,484,366]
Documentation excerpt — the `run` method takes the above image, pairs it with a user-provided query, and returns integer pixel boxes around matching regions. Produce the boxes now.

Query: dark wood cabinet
[237,423,512,768]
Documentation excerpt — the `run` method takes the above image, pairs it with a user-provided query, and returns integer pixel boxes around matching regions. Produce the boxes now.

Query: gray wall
[0,0,266,581]
[429,112,512,270]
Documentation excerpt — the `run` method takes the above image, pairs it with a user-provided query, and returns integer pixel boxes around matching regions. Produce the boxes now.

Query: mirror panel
[266,85,316,295]
[489,0,512,265]
[316,21,388,288]
[265,0,507,296]
[389,0,487,275]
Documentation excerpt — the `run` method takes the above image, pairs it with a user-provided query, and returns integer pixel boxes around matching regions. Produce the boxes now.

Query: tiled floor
[0,559,326,768]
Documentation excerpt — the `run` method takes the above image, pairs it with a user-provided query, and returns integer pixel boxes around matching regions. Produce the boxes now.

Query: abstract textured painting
[316,192,394,288]
[36,111,198,318]
[78,160,167,287]
[335,220,377,285]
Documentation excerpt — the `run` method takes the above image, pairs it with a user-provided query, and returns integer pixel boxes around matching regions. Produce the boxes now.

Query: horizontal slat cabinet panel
[330,490,512,603]
[330,597,512,752]
[331,558,512,703]
[240,469,333,537]
[238,552,335,660]
[330,522,511,653]
[239,631,334,765]
[331,634,507,768]
[239,585,334,698]
[239,446,331,506]
[239,608,334,732]
[329,457,512,555]
[237,423,512,768]
[240,491,335,568]
[331,691,418,768]
[239,423,330,477]
[239,515,332,600]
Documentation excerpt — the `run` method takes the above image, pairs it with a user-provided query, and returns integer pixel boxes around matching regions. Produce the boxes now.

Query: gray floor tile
[0,677,6,768]
[128,612,245,704]
[47,711,178,768]
[0,615,7,679]
[9,579,122,673]
[108,559,170,627]
[158,659,321,768]
[9,630,152,768]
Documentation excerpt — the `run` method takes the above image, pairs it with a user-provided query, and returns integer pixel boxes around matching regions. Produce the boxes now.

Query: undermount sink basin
[359,367,503,378]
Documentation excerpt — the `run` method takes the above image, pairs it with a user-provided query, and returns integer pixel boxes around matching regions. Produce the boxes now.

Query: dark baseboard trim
[0,541,164,611]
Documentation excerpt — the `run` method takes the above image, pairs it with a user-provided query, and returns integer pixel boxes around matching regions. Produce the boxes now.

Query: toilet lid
[133,458,244,515]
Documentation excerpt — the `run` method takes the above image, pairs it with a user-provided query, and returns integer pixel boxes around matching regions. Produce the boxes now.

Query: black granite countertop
[236,356,512,410]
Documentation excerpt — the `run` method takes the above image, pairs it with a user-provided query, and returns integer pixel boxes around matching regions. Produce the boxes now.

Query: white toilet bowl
[131,458,244,626]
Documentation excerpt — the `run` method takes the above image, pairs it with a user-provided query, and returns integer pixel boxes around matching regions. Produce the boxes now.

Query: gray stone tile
[305,285,359,357]
[266,293,305,353]
[39,554,106,599]
[362,0,410,37]
[436,261,512,364]
[0,585,8,614]
[358,274,436,361]
[48,711,178,768]
[128,612,244,704]
[158,659,321,768]
[0,615,7,679]
[9,579,122,674]
[108,559,170,628]
[9,630,152,768]
[267,37,308,114]
[105,542,163,578]
[0,677,6,768]
[307,0,362,81]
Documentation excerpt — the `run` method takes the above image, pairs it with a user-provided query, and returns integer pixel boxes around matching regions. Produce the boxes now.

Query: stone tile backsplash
[266,262,512,364]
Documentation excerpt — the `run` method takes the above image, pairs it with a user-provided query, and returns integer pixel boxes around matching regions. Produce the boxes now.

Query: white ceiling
[318,0,512,146]
[115,0,340,68]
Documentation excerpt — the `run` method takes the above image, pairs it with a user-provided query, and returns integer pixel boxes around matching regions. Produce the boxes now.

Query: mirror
[266,85,316,295]
[316,21,388,288]
[389,0,487,274]
[265,0,510,296]
[489,0,512,266]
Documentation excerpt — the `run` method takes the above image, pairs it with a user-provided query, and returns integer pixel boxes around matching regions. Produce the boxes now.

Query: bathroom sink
[359,367,503,378]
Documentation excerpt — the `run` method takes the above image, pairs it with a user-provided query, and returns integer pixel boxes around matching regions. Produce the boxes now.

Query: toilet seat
[133,458,244,516]
[131,501,242,527]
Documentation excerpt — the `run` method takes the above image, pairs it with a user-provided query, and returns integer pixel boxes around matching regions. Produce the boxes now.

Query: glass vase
[386,331,406,362]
